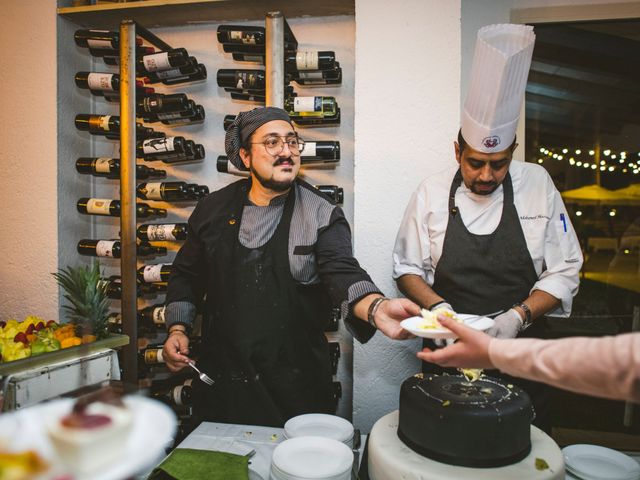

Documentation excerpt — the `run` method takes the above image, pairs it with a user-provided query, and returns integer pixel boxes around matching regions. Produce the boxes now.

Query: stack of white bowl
[270,436,353,480]
[269,414,356,480]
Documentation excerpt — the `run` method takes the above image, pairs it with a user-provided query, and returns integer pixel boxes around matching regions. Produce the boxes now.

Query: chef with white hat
[392,24,583,432]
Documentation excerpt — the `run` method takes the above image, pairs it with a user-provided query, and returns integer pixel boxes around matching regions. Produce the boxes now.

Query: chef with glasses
[162,107,420,427]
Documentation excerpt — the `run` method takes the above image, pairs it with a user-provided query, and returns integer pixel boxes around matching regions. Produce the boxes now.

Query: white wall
[0,0,59,320]
[352,0,462,432]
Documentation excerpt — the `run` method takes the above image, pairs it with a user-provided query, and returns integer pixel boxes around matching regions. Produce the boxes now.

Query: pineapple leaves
[52,261,110,339]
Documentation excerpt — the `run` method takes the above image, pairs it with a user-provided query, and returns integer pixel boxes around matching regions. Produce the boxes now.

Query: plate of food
[0,389,177,480]
[400,308,494,339]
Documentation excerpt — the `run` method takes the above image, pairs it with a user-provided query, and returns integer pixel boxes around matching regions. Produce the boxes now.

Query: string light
[534,146,639,176]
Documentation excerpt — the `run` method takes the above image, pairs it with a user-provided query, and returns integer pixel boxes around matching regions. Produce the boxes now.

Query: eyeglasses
[251,135,305,156]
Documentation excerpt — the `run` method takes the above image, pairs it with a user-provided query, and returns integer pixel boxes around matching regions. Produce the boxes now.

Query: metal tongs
[187,360,215,386]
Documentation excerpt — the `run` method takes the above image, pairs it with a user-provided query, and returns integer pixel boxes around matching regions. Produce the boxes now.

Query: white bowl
[46,402,133,474]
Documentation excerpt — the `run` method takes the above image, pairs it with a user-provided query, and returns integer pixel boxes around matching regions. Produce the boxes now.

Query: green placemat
[147,448,249,480]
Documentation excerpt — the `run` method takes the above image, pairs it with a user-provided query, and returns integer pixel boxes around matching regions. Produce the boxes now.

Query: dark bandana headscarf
[224,106,292,171]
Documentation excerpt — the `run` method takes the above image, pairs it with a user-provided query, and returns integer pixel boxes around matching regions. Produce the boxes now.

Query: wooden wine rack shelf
[57,0,355,28]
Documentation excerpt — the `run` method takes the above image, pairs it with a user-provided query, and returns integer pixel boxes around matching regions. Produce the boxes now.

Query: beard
[250,157,296,192]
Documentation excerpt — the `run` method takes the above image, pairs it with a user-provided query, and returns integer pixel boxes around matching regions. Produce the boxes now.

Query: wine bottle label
[107,313,122,325]
[235,72,260,89]
[143,264,164,283]
[153,306,166,325]
[301,143,317,157]
[295,51,319,71]
[94,157,113,173]
[143,52,171,72]
[230,30,257,45]
[86,198,112,215]
[298,71,324,80]
[144,348,164,364]
[87,38,113,49]
[87,73,115,91]
[143,182,163,200]
[156,111,183,120]
[293,97,321,113]
[143,98,161,112]
[96,240,117,257]
[242,55,263,63]
[143,137,175,154]
[100,115,112,131]
[147,224,177,241]
[155,68,182,80]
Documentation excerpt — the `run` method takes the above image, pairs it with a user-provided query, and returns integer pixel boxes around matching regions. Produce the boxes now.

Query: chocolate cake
[397,374,533,467]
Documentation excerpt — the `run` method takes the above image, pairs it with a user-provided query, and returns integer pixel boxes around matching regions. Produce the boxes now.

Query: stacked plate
[284,414,354,448]
[563,444,640,480]
[270,436,353,480]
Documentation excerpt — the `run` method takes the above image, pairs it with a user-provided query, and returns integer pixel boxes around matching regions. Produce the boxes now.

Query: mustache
[273,157,295,167]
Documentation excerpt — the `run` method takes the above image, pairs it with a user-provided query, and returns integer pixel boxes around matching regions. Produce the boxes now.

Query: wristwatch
[512,302,532,331]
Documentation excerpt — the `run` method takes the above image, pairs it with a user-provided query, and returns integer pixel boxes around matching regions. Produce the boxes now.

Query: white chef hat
[461,24,535,153]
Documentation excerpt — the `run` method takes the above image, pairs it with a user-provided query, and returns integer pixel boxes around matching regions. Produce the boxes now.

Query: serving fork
[187,360,215,386]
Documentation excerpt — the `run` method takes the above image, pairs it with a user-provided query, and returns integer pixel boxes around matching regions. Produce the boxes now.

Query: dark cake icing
[398,374,533,468]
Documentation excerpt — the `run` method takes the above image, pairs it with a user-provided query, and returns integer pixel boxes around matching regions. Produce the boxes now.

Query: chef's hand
[417,317,495,369]
[375,298,421,340]
[163,330,192,372]
[485,309,523,339]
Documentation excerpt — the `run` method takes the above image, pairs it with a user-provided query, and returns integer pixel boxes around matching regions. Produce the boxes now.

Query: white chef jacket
[392,161,583,317]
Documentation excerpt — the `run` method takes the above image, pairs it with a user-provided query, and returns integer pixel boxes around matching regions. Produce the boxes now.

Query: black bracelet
[367,297,389,329]
[427,300,447,311]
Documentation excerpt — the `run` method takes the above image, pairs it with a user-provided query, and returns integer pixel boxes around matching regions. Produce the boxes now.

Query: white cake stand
[368,411,565,480]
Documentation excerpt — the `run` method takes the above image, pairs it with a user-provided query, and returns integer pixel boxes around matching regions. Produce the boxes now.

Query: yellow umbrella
[561,184,626,205]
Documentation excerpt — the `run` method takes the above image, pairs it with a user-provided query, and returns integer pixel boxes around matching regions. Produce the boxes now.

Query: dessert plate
[271,436,353,479]
[0,395,177,480]
[284,413,354,446]
[562,444,640,480]
[401,313,494,339]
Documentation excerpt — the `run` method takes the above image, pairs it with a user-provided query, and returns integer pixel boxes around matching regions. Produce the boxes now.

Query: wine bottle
[75,158,166,180]
[293,108,341,127]
[74,29,142,50]
[223,114,236,131]
[217,25,297,50]
[231,53,264,63]
[161,64,208,85]
[285,51,336,72]
[137,137,187,160]
[151,379,193,409]
[104,279,158,299]
[142,57,197,81]
[216,69,265,90]
[137,223,187,242]
[106,304,166,335]
[138,49,191,73]
[188,184,209,199]
[139,345,166,365]
[284,96,338,118]
[301,141,341,161]
[137,93,191,115]
[137,181,203,201]
[230,92,265,104]
[74,72,146,91]
[137,264,172,284]
[141,100,196,123]
[75,114,163,139]
[216,156,249,177]
[77,240,166,258]
[77,198,167,218]
[158,105,206,127]
[315,185,344,204]
[291,66,342,86]
[97,86,157,100]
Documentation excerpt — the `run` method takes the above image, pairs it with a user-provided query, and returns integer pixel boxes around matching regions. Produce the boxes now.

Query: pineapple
[52,261,110,339]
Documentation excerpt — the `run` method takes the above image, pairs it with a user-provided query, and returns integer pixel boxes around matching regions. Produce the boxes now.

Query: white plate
[284,414,354,445]
[0,395,177,480]
[400,313,495,339]
[272,436,353,479]
[562,444,640,480]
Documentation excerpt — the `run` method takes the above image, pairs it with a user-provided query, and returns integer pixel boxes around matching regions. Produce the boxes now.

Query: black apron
[425,170,552,432]
[192,187,334,427]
